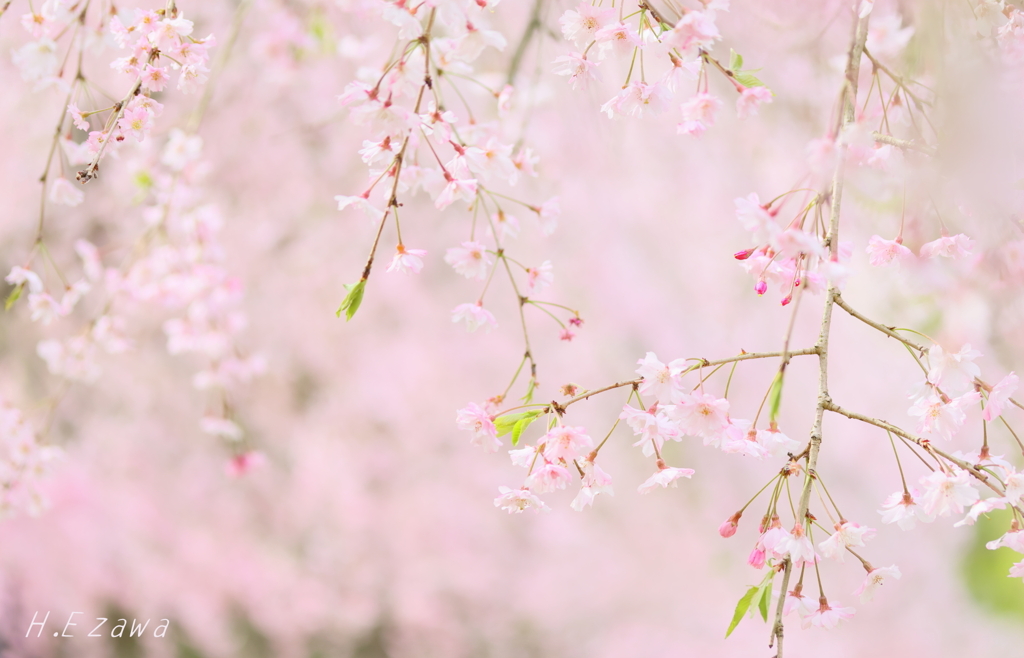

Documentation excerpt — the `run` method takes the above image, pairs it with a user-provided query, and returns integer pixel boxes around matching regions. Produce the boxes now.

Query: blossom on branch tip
[387,245,426,275]
[335,194,386,223]
[919,468,980,517]
[525,462,572,493]
[983,372,1019,421]
[854,565,901,602]
[456,403,499,453]
[802,599,855,629]
[920,233,973,259]
[635,352,687,405]
[553,53,602,91]
[866,235,913,266]
[735,86,773,119]
[819,521,876,562]
[559,3,616,47]
[451,302,497,332]
[540,425,593,462]
[677,93,722,137]
[879,488,934,529]
[776,522,818,566]
[444,241,492,280]
[494,486,549,514]
[638,461,694,494]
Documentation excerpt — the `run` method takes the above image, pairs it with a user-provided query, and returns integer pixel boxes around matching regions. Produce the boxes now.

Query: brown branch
[872,131,936,156]
[771,11,870,656]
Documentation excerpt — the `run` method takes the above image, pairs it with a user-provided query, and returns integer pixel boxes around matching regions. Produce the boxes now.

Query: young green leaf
[494,410,542,438]
[336,279,366,321]
[767,371,784,424]
[729,49,743,71]
[521,377,537,404]
[733,72,767,89]
[4,283,23,311]
[725,587,759,638]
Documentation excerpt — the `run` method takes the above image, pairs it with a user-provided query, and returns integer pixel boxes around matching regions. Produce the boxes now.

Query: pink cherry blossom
[818,521,876,562]
[638,461,695,494]
[783,589,815,618]
[525,462,573,493]
[802,599,855,629]
[920,233,973,259]
[866,235,913,266]
[386,245,427,275]
[444,241,492,280]
[677,93,723,137]
[67,103,89,130]
[456,403,499,452]
[665,11,720,53]
[494,486,549,514]
[735,86,773,119]
[553,53,601,91]
[451,301,498,332]
[635,352,687,404]
[593,22,642,56]
[558,3,616,46]
[983,372,1019,421]
[435,176,478,209]
[775,523,818,566]
[734,193,779,245]
[118,106,151,142]
[335,194,385,222]
[671,392,730,439]
[919,468,980,517]
[540,425,593,462]
[141,64,170,92]
[854,565,901,602]
[926,343,982,394]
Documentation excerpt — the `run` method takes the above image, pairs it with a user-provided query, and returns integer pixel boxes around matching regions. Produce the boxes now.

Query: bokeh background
[0,0,1023,656]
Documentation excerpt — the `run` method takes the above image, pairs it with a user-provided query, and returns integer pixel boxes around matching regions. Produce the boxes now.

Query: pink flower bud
[719,520,738,538]
[734,248,755,260]
[755,280,768,296]
[748,547,766,569]
[780,295,792,306]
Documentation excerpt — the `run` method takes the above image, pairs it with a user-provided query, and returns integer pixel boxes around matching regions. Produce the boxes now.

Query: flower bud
[734,248,755,260]
[748,547,766,569]
[755,279,768,295]
[719,511,742,538]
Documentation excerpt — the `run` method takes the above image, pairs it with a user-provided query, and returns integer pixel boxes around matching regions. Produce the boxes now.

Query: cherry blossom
[635,352,687,404]
[456,403,499,452]
[866,235,913,266]
[494,486,549,514]
[802,599,855,629]
[919,233,973,259]
[819,522,876,562]
[540,425,593,462]
[444,241,492,280]
[638,462,695,494]
[451,301,498,332]
[386,245,427,275]
[776,523,818,566]
[983,372,1019,421]
[918,468,980,517]
[735,86,773,119]
[854,565,901,602]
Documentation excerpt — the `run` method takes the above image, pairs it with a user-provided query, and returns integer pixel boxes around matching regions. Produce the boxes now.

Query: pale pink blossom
[67,103,89,131]
[734,193,779,245]
[802,599,855,629]
[451,301,498,332]
[783,589,815,618]
[141,64,170,92]
[49,177,84,207]
[199,417,244,440]
[866,235,913,266]
[818,522,876,562]
[435,176,478,209]
[908,394,971,440]
[594,22,642,55]
[494,486,549,514]
[987,530,1024,553]
[620,404,680,457]
[601,82,670,119]
[444,241,492,280]
[736,86,773,119]
[386,245,427,275]
[1003,471,1024,506]
[635,352,687,404]
[665,11,720,53]
[525,463,573,493]
[553,53,601,91]
[1010,560,1024,582]
[335,194,385,222]
[926,344,982,394]
[854,565,901,602]
[178,64,210,93]
[671,392,730,439]
[525,261,553,293]
[920,233,973,259]
[953,497,1007,527]
[755,428,801,458]
[118,106,151,142]
[456,403,499,452]
[5,266,43,293]
[534,197,560,235]
[558,3,616,46]
[677,93,722,137]
[983,372,1018,421]
[638,463,695,494]
[540,425,593,462]
[919,468,980,517]
[775,523,818,566]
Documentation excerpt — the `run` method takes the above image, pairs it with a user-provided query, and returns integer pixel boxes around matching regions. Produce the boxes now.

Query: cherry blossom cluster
[453,2,1024,649]
[554,0,774,135]
[336,0,580,399]
[0,398,62,518]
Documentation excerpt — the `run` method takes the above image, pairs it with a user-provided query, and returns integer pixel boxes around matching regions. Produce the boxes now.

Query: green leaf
[520,377,537,404]
[725,587,759,638]
[767,371,784,424]
[494,410,542,438]
[733,71,766,88]
[756,585,770,621]
[729,49,743,72]
[336,279,366,321]
[4,283,23,311]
